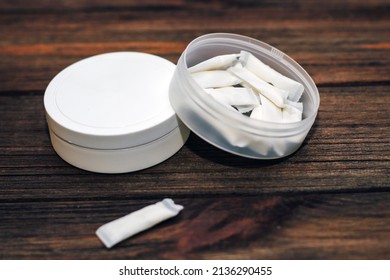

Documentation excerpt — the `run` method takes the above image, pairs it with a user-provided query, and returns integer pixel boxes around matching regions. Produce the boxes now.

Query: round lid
[44,52,179,149]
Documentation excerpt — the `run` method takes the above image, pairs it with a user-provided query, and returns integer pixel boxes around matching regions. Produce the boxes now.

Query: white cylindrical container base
[49,125,189,173]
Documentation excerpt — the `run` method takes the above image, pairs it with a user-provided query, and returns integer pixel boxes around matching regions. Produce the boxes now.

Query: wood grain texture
[1,193,390,259]
[0,0,389,259]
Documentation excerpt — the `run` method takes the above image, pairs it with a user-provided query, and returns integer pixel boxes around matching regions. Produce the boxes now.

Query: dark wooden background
[0,0,389,259]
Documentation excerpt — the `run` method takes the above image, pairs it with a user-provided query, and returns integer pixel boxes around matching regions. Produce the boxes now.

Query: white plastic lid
[44,52,179,149]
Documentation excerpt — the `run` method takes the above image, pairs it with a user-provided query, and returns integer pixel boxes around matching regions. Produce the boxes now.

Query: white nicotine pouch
[239,50,304,102]
[188,53,239,73]
[204,87,259,107]
[227,63,288,108]
[191,70,242,88]
[96,198,184,248]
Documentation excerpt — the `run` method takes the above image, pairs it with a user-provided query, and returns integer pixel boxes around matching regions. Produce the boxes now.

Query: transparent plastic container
[169,33,320,159]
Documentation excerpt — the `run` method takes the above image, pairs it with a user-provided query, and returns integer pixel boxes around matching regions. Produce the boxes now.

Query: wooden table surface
[0,0,389,259]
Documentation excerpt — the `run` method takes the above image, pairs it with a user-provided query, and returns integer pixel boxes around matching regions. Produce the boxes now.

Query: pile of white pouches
[189,51,304,124]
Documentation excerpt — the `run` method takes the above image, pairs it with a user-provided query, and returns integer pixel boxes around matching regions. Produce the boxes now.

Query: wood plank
[0,85,388,201]
[0,193,389,259]
[0,1,389,91]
